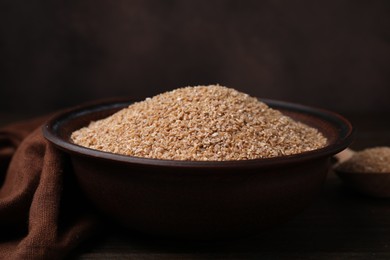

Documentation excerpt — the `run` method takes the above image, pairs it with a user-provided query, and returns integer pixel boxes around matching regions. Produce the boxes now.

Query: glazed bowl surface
[43,99,353,239]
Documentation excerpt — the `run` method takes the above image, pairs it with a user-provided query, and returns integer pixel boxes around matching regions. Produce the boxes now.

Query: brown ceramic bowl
[334,149,390,198]
[335,170,390,198]
[43,99,353,239]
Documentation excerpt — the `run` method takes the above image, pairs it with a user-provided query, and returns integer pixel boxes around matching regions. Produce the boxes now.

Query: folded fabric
[0,116,100,259]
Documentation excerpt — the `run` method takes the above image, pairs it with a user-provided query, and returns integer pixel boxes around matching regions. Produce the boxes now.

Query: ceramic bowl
[335,170,390,198]
[43,99,353,239]
[334,149,390,198]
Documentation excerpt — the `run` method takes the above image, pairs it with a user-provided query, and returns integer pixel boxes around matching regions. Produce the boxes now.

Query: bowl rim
[42,98,354,169]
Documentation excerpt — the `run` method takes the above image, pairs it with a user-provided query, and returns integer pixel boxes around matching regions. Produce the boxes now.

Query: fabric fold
[0,117,99,259]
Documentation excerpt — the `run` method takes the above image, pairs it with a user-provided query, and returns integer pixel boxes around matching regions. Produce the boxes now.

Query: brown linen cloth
[0,116,100,259]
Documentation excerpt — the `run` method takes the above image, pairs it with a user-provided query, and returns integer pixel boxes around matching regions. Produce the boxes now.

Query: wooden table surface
[1,112,389,259]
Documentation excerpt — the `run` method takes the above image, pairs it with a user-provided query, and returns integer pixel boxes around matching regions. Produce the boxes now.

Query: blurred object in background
[0,0,389,118]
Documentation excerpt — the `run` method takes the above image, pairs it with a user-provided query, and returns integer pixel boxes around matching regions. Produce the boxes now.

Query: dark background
[1,0,389,119]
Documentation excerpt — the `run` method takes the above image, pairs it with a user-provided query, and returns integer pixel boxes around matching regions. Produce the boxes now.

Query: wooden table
[2,112,389,259]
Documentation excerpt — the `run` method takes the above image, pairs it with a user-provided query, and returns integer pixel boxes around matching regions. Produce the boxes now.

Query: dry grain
[336,147,390,173]
[71,85,327,161]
